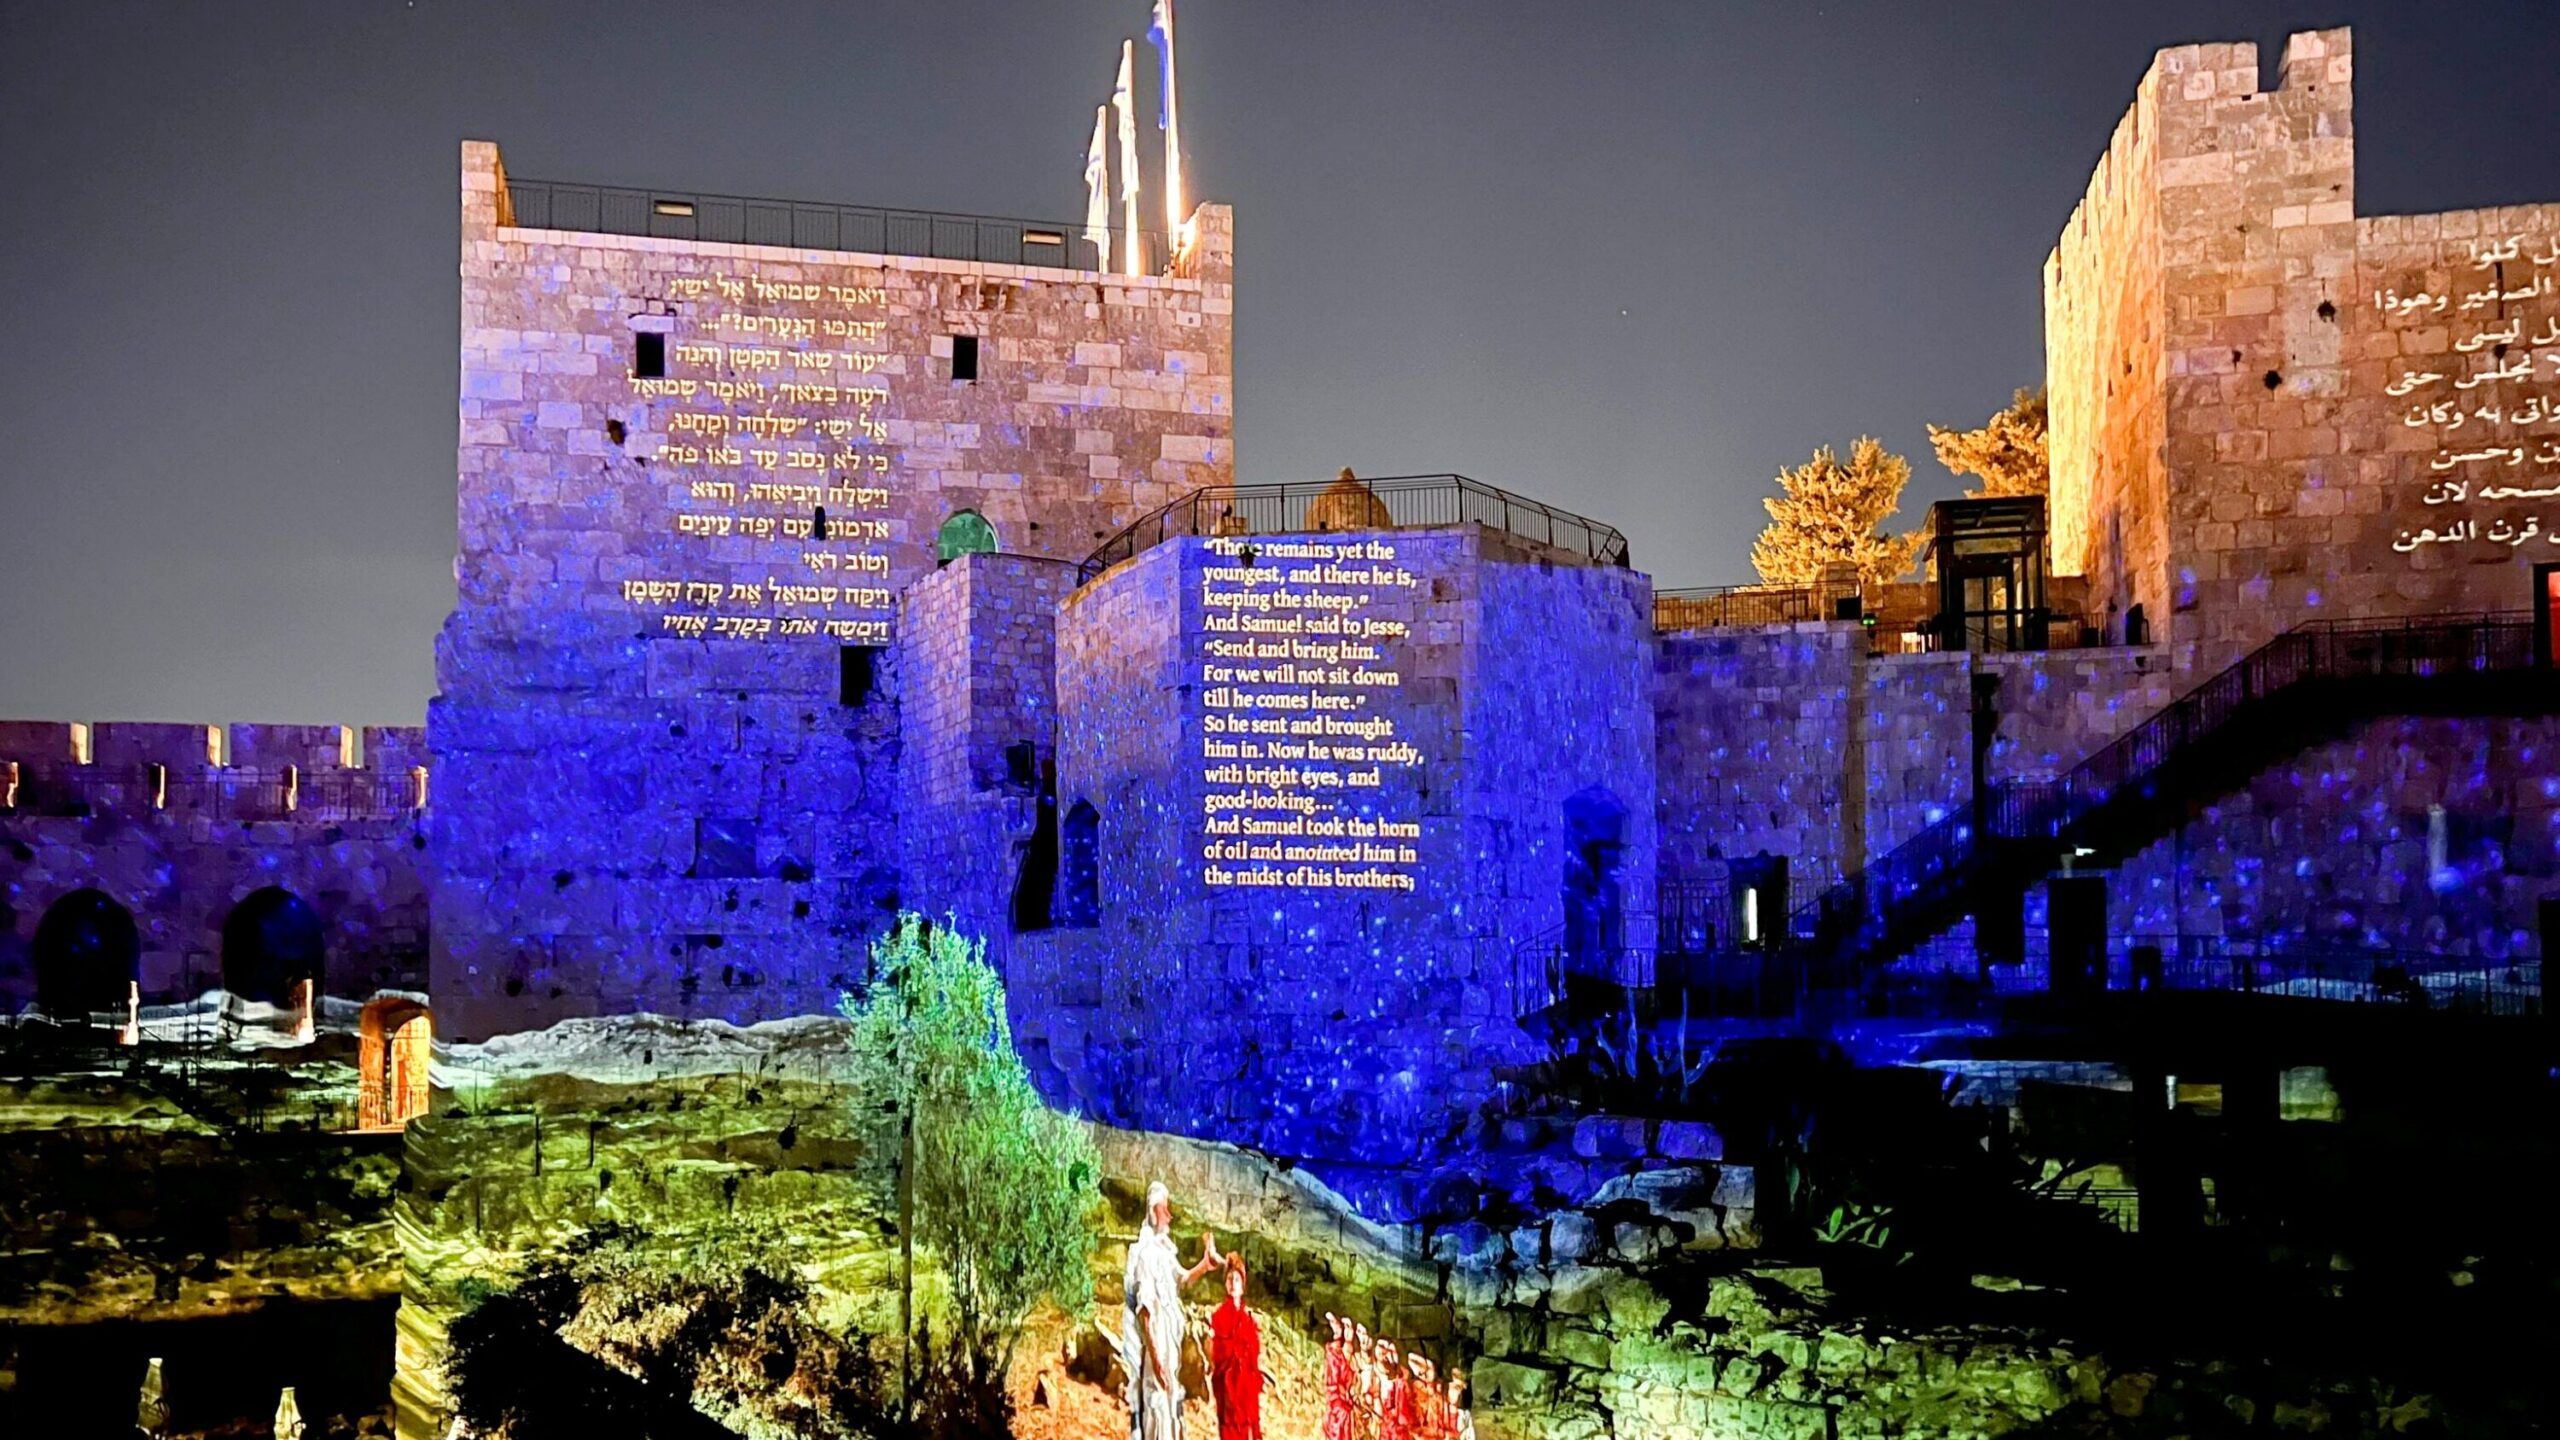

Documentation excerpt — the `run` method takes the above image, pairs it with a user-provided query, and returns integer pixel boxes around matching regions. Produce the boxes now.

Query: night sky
[5,2,2559,726]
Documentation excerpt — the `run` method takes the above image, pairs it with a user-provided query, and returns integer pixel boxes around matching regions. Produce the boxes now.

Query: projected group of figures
[1196,536,1428,895]
[1117,1181,1472,1440]
[2387,233,2560,560]
[621,271,907,644]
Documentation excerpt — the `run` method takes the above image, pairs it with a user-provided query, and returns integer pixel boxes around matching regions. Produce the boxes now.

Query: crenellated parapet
[0,721,432,823]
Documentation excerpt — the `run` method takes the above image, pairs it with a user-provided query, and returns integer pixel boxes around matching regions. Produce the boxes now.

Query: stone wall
[1654,623,1859,904]
[1017,527,1654,1174]
[454,139,1233,630]
[0,720,431,1007]
[895,550,1079,959]
[2044,35,2169,636]
[2048,27,2560,668]
[429,608,897,1039]
[431,140,1236,1040]
[2105,712,2560,957]
[1654,628,2178,931]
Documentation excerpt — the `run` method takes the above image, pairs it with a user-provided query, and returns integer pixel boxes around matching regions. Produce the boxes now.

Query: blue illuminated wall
[1011,525,1656,1167]
[430,142,1233,1041]
[894,551,1080,963]
[1656,620,2552,966]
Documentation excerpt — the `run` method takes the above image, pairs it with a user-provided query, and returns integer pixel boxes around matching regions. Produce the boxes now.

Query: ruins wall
[0,722,431,1006]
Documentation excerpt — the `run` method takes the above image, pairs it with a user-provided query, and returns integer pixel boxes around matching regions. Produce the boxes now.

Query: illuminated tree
[842,915,1101,1393]
[1928,386,2049,499]
[1749,436,1924,587]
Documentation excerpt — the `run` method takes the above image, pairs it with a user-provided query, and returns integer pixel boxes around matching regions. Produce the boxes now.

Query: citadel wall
[431,141,1235,1039]
[892,549,1080,959]
[0,721,431,1006]
[1652,619,2559,963]
[2047,28,2560,665]
[1013,526,1655,1173]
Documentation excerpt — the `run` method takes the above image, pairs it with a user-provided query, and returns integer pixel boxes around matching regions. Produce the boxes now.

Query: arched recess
[936,509,999,565]
[1054,799,1101,929]
[33,888,140,1025]
[220,886,325,1040]
[1561,786,1629,966]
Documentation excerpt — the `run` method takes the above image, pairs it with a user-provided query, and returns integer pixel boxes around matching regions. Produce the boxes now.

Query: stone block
[1545,1263,1611,1316]
[1547,1211,1598,1263]
[1472,1358,1560,1408]
[1654,1120,1723,1161]
[1571,1115,1648,1160]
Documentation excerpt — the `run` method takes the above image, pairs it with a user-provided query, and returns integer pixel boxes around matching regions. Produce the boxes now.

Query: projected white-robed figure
[1124,1180,1223,1440]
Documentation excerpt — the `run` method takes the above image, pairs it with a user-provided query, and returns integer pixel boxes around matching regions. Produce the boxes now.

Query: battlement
[0,721,431,823]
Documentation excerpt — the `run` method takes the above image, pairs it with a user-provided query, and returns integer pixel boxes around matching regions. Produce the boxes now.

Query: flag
[1084,104,1112,273]
[1114,39,1142,275]
[1148,0,1185,239]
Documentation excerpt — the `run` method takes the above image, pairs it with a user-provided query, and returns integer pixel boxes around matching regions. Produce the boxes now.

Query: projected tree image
[842,916,1104,1392]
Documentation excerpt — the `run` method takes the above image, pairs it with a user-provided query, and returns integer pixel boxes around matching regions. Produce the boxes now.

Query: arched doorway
[220,886,325,1043]
[936,509,999,565]
[32,888,140,1040]
[357,995,432,1130]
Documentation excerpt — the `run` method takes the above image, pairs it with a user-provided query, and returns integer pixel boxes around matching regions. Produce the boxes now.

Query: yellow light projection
[620,270,905,645]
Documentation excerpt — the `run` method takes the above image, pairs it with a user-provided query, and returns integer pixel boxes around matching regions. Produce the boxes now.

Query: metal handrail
[1076,474,1632,585]
[504,177,1168,273]
[1788,612,2543,964]
[1653,582,1846,631]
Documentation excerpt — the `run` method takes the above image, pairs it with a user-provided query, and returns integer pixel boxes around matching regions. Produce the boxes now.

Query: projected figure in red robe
[1207,1253,1265,1440]
[1321,1313,1353,1440]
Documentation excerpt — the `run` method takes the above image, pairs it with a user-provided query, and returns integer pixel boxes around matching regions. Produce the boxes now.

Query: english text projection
[1197,536,1425,894]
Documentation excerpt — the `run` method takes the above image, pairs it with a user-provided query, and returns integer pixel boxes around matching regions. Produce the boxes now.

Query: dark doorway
[219,886,325,1004]
[32,887,140,1021]
[2049,874,2109,997]
[1012,760,1060,933]
[1562,787,1629,972]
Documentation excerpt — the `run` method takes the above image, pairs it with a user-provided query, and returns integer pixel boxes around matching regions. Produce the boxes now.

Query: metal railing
[1653,582,1843,632]
[1077,475,1633,585]
[1532,938,2544,1029]
[0,763,426,823]
[1788,613,2545,965]
[504,177,1166,272]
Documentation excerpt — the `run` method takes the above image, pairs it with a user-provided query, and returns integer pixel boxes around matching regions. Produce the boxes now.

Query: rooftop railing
[1653,582,1847,632]
[1077,474,1632,586]
[503,177,1167,272]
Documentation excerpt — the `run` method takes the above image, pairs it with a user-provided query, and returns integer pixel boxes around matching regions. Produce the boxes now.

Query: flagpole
[1085,104,1113,274]
[1153,0,1185,249]
[1115,40,1142,277]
